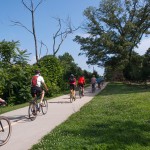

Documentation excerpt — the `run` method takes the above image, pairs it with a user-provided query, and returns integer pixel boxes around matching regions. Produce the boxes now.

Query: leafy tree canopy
[74,0,150,68]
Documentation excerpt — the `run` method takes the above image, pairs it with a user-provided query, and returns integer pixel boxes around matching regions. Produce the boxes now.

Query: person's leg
[0,98,5,103]
[40,90,45,103]
[35,87,44,104]
[70,84,74,98]
[82,84,84,96]
[98,83,100,89]
[73,85,76,98]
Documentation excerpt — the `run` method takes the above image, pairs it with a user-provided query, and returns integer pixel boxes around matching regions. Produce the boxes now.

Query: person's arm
[83,78,85,84]
[41,76,48,91]
[43,82,48,91]
[75,78,77,86]
[0,98,5,103]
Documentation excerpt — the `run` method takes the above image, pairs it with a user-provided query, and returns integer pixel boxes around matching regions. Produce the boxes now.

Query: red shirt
[78,76,85,84]
[69,77,76,85]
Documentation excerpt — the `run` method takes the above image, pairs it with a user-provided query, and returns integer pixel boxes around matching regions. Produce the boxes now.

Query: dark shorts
[31,86,43,97]
[70,84,75,91]
[92,83,96,88]
[78,83,84,88]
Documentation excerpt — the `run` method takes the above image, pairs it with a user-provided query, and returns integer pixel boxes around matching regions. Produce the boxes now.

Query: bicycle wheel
[0,116,12,146]
[79,87,82,98]
[41,99,48,115]
[28,102,37,121]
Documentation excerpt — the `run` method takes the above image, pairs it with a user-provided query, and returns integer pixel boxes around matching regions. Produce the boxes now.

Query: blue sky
[0,0,150,76]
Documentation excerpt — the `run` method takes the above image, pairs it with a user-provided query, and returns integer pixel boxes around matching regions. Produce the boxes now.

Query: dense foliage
[0,41,93,105]
[74,0,150,82]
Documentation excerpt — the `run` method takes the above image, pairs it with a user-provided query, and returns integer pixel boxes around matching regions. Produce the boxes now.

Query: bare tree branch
[22,0,32,12]
[52,17,80,56]
[39,40,49,59]
[34,0,44,11]
[17,0,44,63]
[11,20,33,35]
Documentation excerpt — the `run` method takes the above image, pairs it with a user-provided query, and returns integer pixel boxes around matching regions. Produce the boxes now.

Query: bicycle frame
[28,92,48,121]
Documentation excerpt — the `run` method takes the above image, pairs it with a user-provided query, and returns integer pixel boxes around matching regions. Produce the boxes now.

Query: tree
[0,40,18,66]
[0,40,32,104]
[74,0,150,71]
[14,49,31,67]
[142,48,150,82]
[12,0,44,63]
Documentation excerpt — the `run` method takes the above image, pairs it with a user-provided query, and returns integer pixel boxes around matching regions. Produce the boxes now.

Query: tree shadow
[4,115,30,123]
[49,101,71,104]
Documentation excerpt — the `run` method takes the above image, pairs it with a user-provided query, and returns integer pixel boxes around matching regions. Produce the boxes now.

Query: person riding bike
[0,98,7,105]
[91,75,97,92]
[31,70,48,105]
[69,74,76,99]
[78,75,85,96]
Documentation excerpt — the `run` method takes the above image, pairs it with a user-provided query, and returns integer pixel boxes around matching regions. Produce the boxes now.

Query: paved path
[1,84,107,150]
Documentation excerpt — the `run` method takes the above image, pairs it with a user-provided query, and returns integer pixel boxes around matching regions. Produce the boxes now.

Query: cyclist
[78,75,85,96]
[69,74,76,99]
[31,70,48,106]
[91,75,97,92]
[96,76,102,89]
[0,98,6,105]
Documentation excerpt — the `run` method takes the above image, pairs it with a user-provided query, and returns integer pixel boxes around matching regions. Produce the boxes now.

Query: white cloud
[134,37,150,55]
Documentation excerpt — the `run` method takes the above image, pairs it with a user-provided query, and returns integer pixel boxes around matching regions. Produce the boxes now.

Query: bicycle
[0,102,12,146]
[28,93,48,121]
[92,83,96,93]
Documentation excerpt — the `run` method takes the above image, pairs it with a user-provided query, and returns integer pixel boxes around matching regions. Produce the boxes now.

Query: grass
[30,82,150,150]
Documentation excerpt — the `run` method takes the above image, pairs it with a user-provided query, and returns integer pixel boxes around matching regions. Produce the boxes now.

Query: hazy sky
[0,0,149,75]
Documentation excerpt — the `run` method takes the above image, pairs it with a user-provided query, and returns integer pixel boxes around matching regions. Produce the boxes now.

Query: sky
[0,0,150,76]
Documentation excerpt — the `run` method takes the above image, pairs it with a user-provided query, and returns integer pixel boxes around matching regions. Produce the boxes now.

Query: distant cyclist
[96,76,102,89]
[78,75,85,96]
[69,74,76,99]
[31,70,48,105]
[91,75,97,92]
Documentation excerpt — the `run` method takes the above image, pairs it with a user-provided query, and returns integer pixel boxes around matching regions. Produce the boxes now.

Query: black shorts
[78,83,84,88]
[31,86,43,97]
[70,84,75,91]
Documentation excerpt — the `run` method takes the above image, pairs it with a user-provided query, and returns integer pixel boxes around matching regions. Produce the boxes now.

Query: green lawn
[30,82,150,150]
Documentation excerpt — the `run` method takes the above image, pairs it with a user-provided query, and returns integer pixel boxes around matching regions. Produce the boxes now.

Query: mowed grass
[31,82,150,150]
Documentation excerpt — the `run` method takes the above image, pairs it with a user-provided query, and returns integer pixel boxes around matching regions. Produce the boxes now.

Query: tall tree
[74,0,150,69]
[0,40,18,66]
[12,0,44,63]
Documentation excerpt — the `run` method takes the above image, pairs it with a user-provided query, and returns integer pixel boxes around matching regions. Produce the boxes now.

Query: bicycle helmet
[70,74,74,77]
[35,70,40,74]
